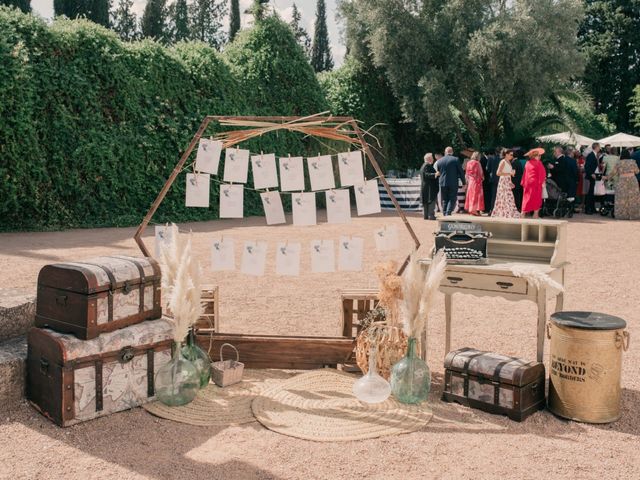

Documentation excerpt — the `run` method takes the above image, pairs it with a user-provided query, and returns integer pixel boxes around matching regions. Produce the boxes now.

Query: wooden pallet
[340,289,379,371]
[195,285,219,333]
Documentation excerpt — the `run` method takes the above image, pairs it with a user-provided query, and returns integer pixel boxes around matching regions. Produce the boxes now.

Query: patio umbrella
[597,132,640,148]
[537,131,595,147]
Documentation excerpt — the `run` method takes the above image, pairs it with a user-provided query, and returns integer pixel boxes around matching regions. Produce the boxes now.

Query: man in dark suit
[512,148,525,210]
[564,147,579,199]
[486,147,502,213]
[435,146,465,216]
[584,142,602,214]
[419,153,439,220]
[549,146,570,193]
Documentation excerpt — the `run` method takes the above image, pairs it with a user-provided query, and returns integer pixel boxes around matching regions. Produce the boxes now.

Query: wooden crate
[340,289,379,370]
[195,285,219,333]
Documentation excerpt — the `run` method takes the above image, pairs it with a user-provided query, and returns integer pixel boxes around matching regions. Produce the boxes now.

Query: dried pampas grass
[160,225,203,344]
[402,250,447,339]
[374,261,403,327]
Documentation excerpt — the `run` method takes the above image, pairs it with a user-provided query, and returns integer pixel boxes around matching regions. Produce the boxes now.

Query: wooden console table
[421,215,568,362]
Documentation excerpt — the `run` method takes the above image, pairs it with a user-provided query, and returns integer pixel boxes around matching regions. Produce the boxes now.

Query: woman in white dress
[491,149,520,218]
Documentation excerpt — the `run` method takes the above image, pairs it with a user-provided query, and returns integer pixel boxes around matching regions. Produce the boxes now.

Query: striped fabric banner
[378,178,423,212]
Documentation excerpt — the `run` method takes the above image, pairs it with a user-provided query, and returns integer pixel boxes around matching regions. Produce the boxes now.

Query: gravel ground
[0,212,638,480]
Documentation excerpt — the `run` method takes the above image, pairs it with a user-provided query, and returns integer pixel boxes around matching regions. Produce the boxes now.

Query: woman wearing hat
[521,148,547,218]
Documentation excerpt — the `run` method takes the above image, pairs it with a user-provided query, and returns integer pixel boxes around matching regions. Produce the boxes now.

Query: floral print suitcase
[36,256,162,339]
[27,318,173,426]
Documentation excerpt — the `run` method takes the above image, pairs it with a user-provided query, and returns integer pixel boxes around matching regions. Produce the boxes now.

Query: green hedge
[0,9,327,230]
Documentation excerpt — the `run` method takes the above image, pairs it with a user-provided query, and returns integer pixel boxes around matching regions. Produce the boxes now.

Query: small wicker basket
[211,343,244,387]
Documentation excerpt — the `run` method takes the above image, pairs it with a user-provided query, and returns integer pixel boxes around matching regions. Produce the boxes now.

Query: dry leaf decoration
[160,224,204,343]
[402,249,447,340]
[355,260,407,379]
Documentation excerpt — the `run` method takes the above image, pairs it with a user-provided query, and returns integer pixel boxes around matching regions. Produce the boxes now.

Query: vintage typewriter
[434,221,491,264]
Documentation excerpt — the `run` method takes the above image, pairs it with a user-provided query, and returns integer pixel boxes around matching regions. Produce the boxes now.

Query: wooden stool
[195,285,219,333]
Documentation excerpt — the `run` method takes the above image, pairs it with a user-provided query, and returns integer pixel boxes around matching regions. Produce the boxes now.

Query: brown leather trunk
[35,256,162,340]
[442,347,545,422]
[27,318,173,427]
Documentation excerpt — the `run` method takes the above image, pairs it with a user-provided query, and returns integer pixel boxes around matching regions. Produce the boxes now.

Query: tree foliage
[0,7,332,231]
[229,0,240,41]
[111,0,138,41]
[54,0,111,26]
[578,0,640,133]
[141,0,167,40]
[289,3,310,57]
[189,0,226,48]
[344,0,585,148]
[630,84,640,131]
[311,0,333,72]
[170,0,189,42]
[0,0,30,12]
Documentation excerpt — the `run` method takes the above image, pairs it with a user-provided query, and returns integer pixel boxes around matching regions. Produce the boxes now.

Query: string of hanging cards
[184,138,383,225]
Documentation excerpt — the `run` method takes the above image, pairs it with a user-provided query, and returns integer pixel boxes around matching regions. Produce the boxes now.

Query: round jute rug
[143,369,295,426]
[251,369,433,442]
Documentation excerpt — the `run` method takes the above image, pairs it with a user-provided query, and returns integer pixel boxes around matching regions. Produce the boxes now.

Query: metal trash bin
[547,311,629,423]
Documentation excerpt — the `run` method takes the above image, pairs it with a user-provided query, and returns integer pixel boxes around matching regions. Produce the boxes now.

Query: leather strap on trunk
[112,256,147,314]
[461,352,485,397]
[146,348,155,397]
[95,360,104,411]
[492,360,513,406]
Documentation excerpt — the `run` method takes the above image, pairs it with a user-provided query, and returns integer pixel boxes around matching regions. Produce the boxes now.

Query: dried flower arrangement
[159,224,204,344]
[401,250,447,341]
[355,260,408,379]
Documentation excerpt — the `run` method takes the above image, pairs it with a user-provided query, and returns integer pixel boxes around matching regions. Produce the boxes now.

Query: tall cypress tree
[289,3,310,57]
[310,0,333,72]
[172,0,189,41]
[54,0,110,26]
[189,0,227,49]
[111,0,138,41]
[0,0,31,12]
[141,0,167,40]
[229,0,240,41]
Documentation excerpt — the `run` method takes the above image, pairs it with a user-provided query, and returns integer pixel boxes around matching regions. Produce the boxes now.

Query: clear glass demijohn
[352,346,392,404]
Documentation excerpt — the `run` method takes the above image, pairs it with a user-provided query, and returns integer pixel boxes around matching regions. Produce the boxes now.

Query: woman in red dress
[464,151,484,215]
[521,148,547,218]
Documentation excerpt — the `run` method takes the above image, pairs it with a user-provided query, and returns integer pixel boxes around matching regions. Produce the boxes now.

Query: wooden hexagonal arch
[133,113,421,369]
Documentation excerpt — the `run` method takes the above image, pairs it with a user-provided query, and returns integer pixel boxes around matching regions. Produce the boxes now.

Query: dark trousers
[585,178,595,213]
[489,181,499,212]
[440,186,458,216]
[423,199,437,220]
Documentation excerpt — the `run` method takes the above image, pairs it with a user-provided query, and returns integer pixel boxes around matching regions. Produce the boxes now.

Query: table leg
[445,293,452,357]
[536,287,547,363]
[555,292,564,313]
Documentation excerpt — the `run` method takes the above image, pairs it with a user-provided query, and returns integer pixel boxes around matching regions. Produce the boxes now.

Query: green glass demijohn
[390,337,431,404]
[181,328,212,388]
[155,341,200,407]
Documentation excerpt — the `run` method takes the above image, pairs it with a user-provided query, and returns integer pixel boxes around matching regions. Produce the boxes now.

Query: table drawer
[440,273,528,295]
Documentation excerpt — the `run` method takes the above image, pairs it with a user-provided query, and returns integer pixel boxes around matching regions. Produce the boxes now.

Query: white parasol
[596,132,640,148]
[537,131,595,147]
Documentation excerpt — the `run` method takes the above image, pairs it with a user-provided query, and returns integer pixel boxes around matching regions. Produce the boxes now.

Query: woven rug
[143,369,295,426]
[251,369,433,442]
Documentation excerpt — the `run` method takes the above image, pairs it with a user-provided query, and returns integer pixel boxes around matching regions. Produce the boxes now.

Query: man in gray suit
[435,147,466,216]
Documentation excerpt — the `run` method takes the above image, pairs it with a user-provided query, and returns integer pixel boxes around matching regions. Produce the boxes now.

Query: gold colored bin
[547,311,629,423]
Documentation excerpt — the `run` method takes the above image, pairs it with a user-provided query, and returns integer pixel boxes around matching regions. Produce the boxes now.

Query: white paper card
[154,224,176,258]
[211,237,236,271]
[219,184,244,218]
[240,241,268,276]
[325,189,351,224]
[260,191,286,225]
[251,153,279,190]
[275,242,301,276]
[195,139,222,174]
[279,156,305,191]
[338,236,364,272]
[374,225,399,252]
[223,148,250,183]
[307,155,335,191]
[354,179,382,216]
[310,240,335,273]
[292,192,317,226]
[185,173,210,208]
[338,151,365,187]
